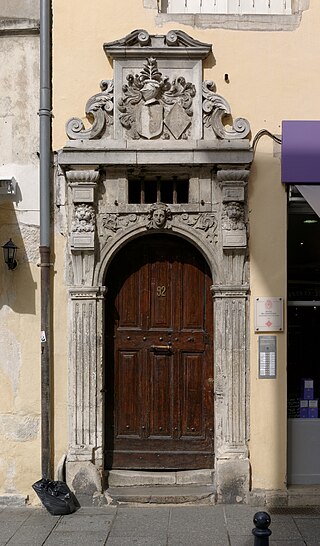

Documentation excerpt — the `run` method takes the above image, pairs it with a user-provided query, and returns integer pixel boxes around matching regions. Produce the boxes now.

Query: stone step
[288,486,320,507]
[106,484,216,505]
[106,469,214,487]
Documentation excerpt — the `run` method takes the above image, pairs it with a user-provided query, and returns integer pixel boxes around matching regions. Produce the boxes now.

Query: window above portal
[146,0,308,31]
[164,0,291,15]
[128,176,189,205]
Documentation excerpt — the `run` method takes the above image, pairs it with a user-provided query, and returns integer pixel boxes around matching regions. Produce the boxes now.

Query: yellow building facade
[1,0,319,506]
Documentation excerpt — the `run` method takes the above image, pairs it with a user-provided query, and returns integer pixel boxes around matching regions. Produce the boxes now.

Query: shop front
[283,122,320,487]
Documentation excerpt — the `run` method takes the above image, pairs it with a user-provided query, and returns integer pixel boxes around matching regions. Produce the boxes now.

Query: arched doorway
[104,233,214,470]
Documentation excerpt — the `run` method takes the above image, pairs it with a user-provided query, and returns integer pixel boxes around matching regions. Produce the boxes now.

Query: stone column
[65,170,106,504]
[212,285,250,503]
[66,287,105,504]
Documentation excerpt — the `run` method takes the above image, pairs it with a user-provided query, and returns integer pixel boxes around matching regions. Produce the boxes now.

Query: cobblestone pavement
[0,504,319,545]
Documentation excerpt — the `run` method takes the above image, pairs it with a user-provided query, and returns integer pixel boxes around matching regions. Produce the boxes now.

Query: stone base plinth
[216,457,250,504]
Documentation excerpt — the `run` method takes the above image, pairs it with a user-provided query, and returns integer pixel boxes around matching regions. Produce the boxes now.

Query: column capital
[217,168,250,183]
[69,286,106,300]
[66,169,100,204]
[66,169,100,185]
[211,285,249,298]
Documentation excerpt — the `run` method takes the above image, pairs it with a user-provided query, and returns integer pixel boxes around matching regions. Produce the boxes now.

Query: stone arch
[94,222,220,287]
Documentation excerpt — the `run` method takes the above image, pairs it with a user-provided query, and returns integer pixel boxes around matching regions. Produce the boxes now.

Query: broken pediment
[103,29,212,59]
[65,29,250,143]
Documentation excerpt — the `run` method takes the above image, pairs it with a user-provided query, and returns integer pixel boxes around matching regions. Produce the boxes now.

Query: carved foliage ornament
[202,81,250,140]
[101,206,217,244]
[102,213,137,235]
[118,57,196,140]
[179,212,217,243]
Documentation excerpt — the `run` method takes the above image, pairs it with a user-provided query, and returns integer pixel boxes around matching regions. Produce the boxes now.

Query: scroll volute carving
[202,81,250,140]
[66,81,114,140]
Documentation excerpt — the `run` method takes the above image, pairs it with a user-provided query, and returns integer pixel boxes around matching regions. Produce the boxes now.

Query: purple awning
[282,121,320,184]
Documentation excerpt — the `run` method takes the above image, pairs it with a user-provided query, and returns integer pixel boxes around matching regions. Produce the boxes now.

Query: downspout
[39,0,52,480]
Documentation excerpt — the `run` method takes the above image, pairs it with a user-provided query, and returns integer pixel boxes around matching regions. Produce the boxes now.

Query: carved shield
[136,103,163,139]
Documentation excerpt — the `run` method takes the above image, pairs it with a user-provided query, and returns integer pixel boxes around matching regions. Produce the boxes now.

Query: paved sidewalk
[0,504,320,546]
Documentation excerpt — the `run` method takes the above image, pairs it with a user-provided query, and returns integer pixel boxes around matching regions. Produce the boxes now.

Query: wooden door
[105,234,214,469]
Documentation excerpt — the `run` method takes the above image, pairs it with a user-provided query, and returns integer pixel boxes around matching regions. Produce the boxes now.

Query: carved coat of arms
[118,57,196,140]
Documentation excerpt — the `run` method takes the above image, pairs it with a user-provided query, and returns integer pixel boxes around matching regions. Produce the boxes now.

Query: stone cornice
[59,141,253,168]
[0,17,39,35]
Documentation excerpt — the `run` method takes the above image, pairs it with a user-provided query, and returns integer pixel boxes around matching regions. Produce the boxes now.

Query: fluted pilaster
[68,287,105,463]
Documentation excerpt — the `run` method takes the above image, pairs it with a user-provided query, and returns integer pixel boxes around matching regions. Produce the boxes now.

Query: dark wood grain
[105,234,214,469]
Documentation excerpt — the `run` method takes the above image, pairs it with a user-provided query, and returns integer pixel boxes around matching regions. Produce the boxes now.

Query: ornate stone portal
[58,29,253,504]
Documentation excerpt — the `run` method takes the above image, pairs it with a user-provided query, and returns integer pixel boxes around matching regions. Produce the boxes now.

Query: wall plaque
[255,297,284,332]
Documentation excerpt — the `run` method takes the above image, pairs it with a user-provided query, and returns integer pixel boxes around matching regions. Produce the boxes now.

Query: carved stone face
[75,205,94,223]
[153,208,166,227]
[226,203,242,221]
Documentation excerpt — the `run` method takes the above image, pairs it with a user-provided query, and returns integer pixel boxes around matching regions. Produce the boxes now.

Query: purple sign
[282,120,320,183]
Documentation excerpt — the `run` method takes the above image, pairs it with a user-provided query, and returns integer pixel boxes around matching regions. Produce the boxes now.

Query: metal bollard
[252,511,272,546]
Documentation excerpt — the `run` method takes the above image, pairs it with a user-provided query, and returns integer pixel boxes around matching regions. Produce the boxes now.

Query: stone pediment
[103,29,212,59]
[65,29,251,146]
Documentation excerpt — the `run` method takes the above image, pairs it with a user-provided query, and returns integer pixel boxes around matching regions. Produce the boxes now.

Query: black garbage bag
[32,478,80,515]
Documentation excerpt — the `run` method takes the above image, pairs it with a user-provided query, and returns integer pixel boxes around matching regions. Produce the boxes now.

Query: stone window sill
[155,12,302,30]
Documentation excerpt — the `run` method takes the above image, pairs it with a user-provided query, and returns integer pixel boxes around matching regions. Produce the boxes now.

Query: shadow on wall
[0,199,38,315]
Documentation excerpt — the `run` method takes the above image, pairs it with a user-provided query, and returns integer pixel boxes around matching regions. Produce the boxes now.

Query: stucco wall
[249,143,287,491]
[0,0,39,21]
[49,0,318,499]
[0,27,41,502]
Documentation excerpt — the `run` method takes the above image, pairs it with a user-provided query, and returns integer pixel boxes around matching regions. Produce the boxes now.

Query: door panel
[117,351,140,436]
[105,234,214,469]
[182,259,204,329]
[181,354,204,437]
[150,354,173,437]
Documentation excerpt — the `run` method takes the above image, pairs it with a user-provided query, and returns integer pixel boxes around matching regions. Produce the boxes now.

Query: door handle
[149,344,172,354]
[207,377,214,393]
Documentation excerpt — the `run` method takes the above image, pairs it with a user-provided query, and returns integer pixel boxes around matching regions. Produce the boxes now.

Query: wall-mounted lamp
[0,177,17,196]
[2,239,18,270]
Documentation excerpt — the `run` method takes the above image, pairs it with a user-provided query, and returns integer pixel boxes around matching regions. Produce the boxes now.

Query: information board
[259,335,277,379]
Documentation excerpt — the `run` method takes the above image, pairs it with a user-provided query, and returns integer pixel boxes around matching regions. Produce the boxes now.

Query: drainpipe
[39,0,52,480]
